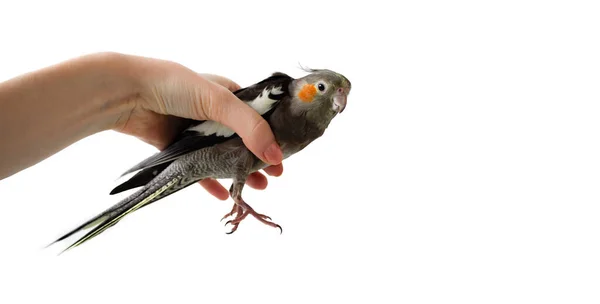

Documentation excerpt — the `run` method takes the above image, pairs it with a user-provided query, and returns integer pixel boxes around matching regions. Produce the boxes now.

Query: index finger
[203,84,283,165]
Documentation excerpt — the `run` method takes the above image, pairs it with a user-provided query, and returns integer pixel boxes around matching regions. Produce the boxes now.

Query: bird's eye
[317,83,326,92]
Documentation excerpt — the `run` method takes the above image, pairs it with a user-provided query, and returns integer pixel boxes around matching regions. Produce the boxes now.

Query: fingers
[199,73,241,92]
[198,179,229,201]
[202,84,283,166]
[263,163,283,177]
[198,165,284,200]
[197,174,268,200]
[154,66,282,165]
[246,172,268,190]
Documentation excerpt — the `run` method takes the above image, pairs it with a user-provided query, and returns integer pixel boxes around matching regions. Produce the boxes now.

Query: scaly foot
[221,201,282,234]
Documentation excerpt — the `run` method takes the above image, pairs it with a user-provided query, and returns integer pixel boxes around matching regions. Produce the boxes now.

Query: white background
[1,0,599,303]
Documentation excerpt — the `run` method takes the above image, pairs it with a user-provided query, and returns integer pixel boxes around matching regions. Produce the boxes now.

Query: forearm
[0,52,140,180]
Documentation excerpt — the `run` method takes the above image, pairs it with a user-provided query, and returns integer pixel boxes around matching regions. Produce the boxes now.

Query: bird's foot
[221,203,241,222]
[221,201,282,234]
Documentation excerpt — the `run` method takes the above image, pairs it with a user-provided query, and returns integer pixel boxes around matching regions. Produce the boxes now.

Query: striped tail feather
[59,177,180,253]
[49,171,199,254]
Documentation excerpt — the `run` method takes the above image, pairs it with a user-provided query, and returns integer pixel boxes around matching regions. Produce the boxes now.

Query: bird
[48,67,352,253]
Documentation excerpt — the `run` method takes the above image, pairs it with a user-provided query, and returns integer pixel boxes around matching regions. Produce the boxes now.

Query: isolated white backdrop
[1,0,599,303]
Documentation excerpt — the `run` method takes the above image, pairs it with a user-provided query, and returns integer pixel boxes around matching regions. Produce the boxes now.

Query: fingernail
[264,143,283,165]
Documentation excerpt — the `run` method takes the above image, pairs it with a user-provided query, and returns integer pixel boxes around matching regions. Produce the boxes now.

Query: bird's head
[289,68,351,121]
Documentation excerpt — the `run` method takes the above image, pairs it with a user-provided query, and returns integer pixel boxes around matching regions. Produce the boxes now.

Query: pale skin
[0,52,284,200]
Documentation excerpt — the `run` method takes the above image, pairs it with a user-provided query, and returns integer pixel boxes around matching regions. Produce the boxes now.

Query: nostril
[337,88,344,93]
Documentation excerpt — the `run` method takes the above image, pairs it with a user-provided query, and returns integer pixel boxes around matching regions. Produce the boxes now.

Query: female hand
[0,52,283,198]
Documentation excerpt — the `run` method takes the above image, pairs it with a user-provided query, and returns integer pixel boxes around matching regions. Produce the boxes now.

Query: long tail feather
[45,180,154,249]
[59,177,181,254]
[45,214,110,248]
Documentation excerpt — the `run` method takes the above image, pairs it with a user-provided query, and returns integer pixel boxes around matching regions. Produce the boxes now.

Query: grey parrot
[49,68,351,252]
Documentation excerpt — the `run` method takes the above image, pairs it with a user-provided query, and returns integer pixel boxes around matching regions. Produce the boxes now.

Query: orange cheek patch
[298,84,317,102]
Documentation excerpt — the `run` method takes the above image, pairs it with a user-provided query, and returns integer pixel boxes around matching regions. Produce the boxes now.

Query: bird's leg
[220,184,242,221]
[222,178,282,234]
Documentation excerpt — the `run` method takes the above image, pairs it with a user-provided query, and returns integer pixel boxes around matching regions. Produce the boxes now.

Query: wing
[109,72,293,195]
[109,131,222,194]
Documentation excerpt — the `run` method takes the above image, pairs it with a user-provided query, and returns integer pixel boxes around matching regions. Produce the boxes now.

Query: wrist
[84,52,144,132]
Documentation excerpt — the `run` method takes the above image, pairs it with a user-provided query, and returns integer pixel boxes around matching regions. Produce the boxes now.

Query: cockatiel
[49,68,351,252]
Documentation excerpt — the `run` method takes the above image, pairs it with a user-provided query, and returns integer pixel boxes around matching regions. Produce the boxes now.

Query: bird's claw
[222,201,281,234]
[221,203,243,222]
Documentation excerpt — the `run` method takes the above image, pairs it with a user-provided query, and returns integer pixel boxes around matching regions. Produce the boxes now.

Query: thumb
[201,83,283,166]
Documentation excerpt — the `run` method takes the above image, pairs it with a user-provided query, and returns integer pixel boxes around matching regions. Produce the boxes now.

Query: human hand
[112,56,284,200]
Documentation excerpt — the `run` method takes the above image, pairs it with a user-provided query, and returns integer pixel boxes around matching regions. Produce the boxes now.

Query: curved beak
[333,88,348,113]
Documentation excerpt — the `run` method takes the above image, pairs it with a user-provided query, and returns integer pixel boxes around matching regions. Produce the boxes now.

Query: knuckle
[250,116,269,136]
[198,82,227,120]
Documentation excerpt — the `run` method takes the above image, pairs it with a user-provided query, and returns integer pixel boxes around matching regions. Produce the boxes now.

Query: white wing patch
[248,86,282,114]
[187,86,283,137]
[189,121,236,137]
